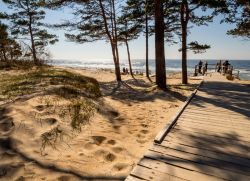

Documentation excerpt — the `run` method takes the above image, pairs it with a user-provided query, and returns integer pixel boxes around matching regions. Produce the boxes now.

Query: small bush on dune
[68,99,96,132]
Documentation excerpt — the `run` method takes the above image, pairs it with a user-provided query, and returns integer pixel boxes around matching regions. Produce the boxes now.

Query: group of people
[197,60,208,75]
[195,60,232,76]
[122,67,129,75]
[216,60,231,74]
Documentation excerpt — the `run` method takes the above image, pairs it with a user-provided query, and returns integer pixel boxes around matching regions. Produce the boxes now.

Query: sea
[51,59,250,80]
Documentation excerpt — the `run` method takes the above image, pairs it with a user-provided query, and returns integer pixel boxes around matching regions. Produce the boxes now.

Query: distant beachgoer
[217,60,222,73]
[122,67,126,74]
[205,61,208,72]
[198,60,203,74]
[125,68,129,74]
[223,60,230,73]
[202,61,208,75]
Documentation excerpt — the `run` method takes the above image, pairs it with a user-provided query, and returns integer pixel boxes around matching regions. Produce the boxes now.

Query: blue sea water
[51,59,250,80]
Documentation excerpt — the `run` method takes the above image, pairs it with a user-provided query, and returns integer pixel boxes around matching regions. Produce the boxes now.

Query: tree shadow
[189,81,250,118]
[143,130,250,180]
[99,78,194,105]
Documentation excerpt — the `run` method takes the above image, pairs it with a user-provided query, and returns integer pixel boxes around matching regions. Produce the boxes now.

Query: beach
[0,66,203,180]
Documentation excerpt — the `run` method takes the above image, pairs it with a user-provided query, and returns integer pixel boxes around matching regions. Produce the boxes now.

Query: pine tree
[166,0,226,84]
[125,0,155,79]
[0,23,22,62]
[226,0,250,39]
[117,5,142,77]
[44,0,122,81]
[2,0,58,65]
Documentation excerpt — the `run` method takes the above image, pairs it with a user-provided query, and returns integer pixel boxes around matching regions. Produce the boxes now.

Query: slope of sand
[0,67,201,181]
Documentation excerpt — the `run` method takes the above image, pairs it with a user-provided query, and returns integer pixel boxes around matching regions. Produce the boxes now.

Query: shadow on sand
[100,78,196,105]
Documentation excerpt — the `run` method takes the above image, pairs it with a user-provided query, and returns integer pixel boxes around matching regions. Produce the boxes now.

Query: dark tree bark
[145,0,150,78]
[180,1,188,84]
[112,0,121,81]
[28,14,38,65]
[125,36,134,77]
[155,0,166,89]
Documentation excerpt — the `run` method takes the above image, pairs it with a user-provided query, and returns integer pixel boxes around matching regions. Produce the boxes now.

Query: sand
[0,67,202,181]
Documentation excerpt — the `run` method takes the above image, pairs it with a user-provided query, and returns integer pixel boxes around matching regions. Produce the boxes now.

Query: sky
[0,1,250,61]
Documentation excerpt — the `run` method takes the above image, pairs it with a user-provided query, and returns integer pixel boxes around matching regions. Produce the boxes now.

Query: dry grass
[0,67,101,100]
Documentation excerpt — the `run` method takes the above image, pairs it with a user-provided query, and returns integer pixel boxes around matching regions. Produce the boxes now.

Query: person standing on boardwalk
[217,60,222,73]
[223,60,230,74]
[198,60,203,74]
[203,61,208,75]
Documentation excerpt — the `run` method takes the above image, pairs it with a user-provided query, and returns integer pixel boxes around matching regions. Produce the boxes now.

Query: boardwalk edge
[154,80,204,144]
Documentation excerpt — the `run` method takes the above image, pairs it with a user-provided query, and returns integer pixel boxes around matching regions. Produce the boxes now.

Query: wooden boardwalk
[126,73,250,181]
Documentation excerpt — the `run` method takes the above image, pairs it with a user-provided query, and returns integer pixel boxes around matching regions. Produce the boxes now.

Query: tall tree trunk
[125,37,133,77]
[180,2,188,84]
[28,15,37,65]
[112,43,121,81]
[99,0,121,81]
[112,0,121,81]
[155,0,166,89]
[145,0,149,78]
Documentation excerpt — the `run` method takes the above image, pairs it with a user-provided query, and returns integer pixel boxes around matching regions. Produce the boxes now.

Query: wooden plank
[149,144,250,176]
[174,124,250,140]
[181,111,250,121]
[139,157,223,181]
[147,146,250,180]
[185,106,249,113]
[167,130,250,155]
[144,150,250,181]
[130,164,185,181]
[177,121,250,136]
[185,107,250,116]
[125,175,145,181]
[160,140,250,168]
[181,110,250,119]
[178,116,250,128]
[178,115,250,126]
[177,118,250,132]
[163,133,250,159]
[172,126,250,142]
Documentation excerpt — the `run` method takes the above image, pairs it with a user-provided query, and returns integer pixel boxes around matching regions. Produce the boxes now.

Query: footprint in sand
[34,105,52,112]
[57,175,72,181]
[108,110,119,117]
[105,152,116,162]
[0,118,14,133]
[94,149,116,162]
[136,139,147,144]
[112,125,121,130]
[83,142,96,150]
[141,123,149,128]
[140,129,149,134]
[136,133,145,139]
[111,147,124,153]
[43,118,57,125]
[91,136,106,145]
[112,163,129,172]
[107,139,116,145]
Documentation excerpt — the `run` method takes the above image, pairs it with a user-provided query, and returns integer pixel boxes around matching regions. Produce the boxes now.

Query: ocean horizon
[51,59,250,80]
